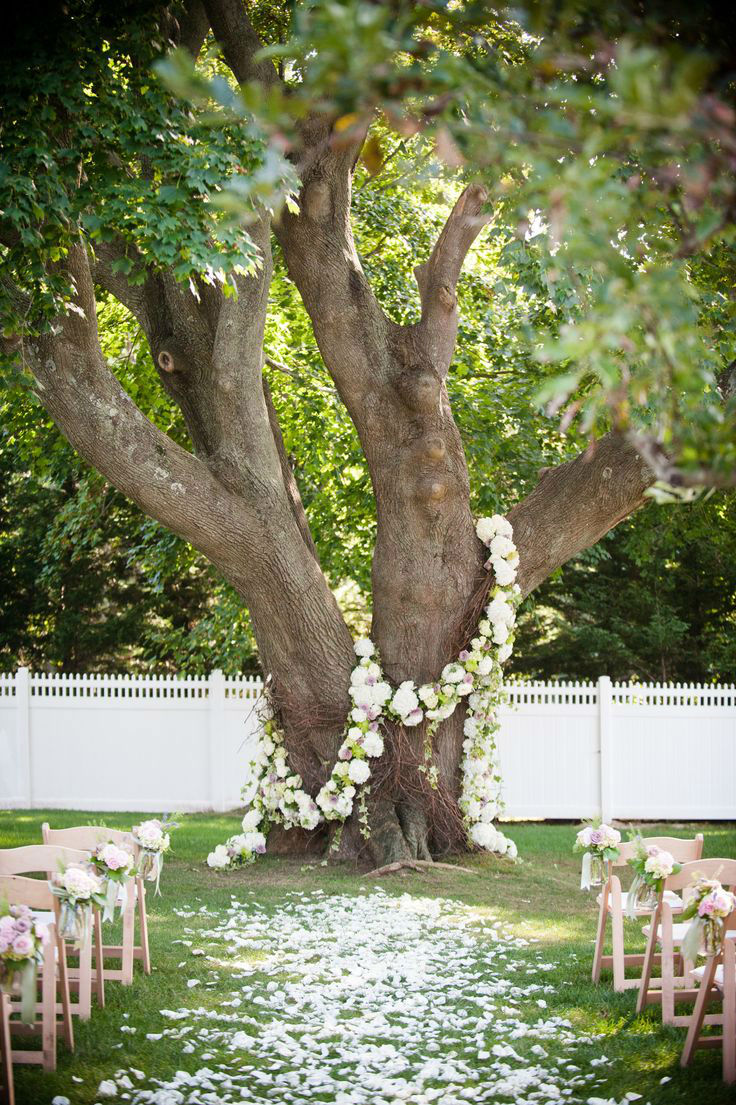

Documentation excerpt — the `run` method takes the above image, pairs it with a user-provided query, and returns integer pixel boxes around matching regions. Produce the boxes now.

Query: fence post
[598,675,613,821]
[208,669,226,813]
[16,667,32,807]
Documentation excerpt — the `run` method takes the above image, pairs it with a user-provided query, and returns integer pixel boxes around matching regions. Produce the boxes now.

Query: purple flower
[255,843,266,854]
[338,747,353,761]
[589,829,604,846]
[13,916,31,935]
[12,932,33,957]
[369,722,379,732]
[459,650,470,662]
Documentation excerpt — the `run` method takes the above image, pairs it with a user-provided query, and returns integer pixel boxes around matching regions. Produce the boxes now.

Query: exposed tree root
[364,859,476,877]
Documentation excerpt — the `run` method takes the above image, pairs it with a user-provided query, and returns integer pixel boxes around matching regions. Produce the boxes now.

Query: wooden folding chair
[0,846,103,1022]
[638,858,736,1026]
[0,873,73,1076]
[42,824,151,984]
[681,907,736,1083]
[592,833,703,992]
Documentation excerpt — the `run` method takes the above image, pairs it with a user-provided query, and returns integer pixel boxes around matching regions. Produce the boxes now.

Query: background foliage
[1,0,734,680]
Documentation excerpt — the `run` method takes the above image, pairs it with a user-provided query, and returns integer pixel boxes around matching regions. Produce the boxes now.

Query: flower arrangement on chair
[681,876,736,960]
[0,904,49,1023]
[625,835,681,918]
[573,821,621,889]
[132,817,176,894]
[49,863,107,947]
[89,841,136,921]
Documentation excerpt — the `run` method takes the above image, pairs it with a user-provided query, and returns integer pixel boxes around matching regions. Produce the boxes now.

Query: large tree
[1,1,733,862]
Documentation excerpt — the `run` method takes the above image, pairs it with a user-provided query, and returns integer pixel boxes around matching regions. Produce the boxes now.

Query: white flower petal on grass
[97,1081,118,1097]
[110,890,638,1105]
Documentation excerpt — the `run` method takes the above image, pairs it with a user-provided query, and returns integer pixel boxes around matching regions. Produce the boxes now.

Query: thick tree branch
[176,0,210,59]
[412,183,490,376]
[203,0,279,86]
[508,432,654,597]
[27,242,258,570]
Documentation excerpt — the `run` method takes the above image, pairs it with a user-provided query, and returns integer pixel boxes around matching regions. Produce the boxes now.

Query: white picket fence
[1,669,734,819]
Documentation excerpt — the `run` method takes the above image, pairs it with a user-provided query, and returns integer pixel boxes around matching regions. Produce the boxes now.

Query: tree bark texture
[8,1,655,865]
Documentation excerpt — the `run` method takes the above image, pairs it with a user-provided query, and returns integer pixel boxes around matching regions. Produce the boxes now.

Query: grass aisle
[1,814,734,1105]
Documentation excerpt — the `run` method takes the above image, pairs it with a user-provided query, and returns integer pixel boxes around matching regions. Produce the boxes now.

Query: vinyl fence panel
[1,669,734,819]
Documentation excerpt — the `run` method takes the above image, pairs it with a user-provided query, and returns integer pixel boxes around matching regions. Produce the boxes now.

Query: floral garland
[207,515,520,868]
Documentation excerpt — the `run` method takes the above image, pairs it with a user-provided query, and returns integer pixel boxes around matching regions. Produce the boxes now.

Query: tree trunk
[5,2,658,869]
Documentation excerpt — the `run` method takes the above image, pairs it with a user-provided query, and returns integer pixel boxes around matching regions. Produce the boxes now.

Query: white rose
[505,838,518,860]
[486,596,515,626]
[353,638,374,658]
[351,684,377,709]
[372,681,393,707]
[441,663,465,684]
[347,759,371,785]
[361,732,384,757]
[242,831,266,854]
[207,845,230,869]
[493,560,516,586]
[492,623,509,645]
[491,514,513,538]
[391,681,419,718]
[477,656,493,676]
[497,642,513,662]
[475,516,496,545]
[463,717,479,738]
[351,707,368,724]
[469,822,501,851]
[350,666,370,687]
[418,684,438,708]
[348,726,364,742]
[241,809,262,832]
[261,736,275,756]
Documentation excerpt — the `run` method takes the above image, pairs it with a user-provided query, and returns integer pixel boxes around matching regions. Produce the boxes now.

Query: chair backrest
[0,845,89,878]
[42,823,136,856]
[664,857,736,894]
[0,873,56,911]
[611,834,704,867]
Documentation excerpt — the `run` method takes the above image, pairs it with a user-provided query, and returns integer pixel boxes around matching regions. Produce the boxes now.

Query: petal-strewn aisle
[116,889,636,1105]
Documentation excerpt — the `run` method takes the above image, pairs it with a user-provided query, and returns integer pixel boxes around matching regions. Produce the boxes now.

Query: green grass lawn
[2,811,735,1105]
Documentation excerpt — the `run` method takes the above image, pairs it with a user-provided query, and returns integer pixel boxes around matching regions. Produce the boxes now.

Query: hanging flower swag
[208,516,520,869]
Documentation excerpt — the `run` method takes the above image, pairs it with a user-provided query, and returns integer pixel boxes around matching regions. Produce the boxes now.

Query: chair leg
[724,939,735,1084]
[660,922,676,1025]
[592,896,607,984]
[121,890,135,986]
[0,992,14,1105]
[137,879,151,975]
[41,936,57,1072]
[77,923,92,1021]
[56,931,74,1052]
[681,957,718,1068]
[93,911,105,1009]
[611,908,626,991]
[636,917,659,1015]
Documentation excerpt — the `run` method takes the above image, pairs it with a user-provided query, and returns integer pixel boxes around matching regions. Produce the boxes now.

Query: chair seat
[30,910,55,926]
[641,921,690,944]
[691,963,734,991]
[597,890,683,914]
